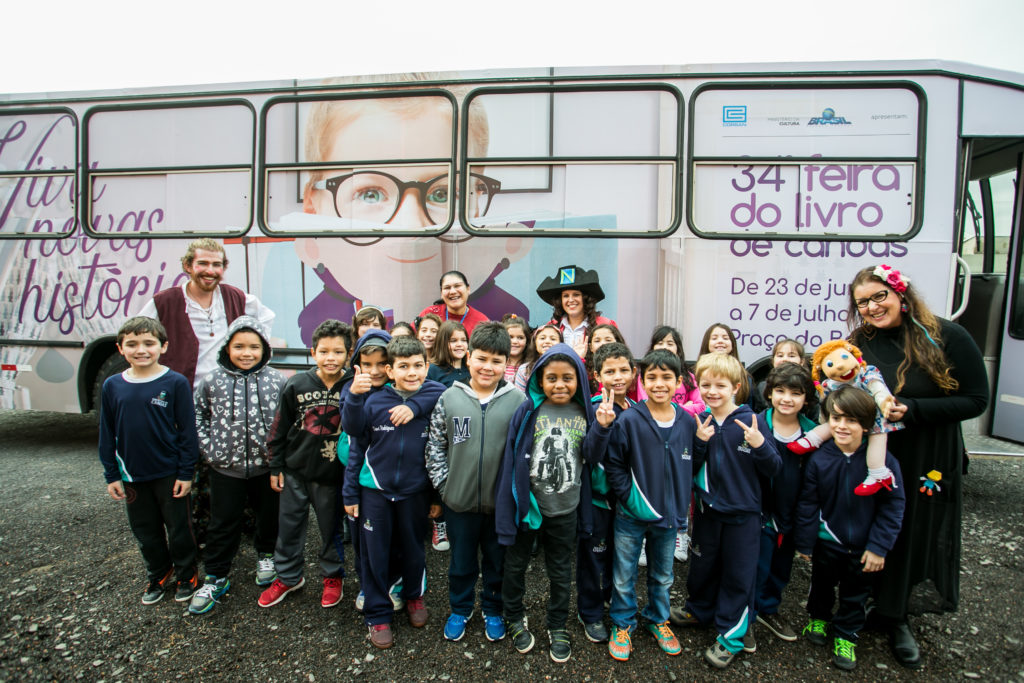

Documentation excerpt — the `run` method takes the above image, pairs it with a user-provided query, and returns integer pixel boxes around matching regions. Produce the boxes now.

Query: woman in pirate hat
[537,265,617,358]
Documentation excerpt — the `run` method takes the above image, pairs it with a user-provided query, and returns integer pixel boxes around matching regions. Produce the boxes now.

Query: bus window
[688,83,924,241]
[991,169,1018,274]
[260,91,458,237]
[0,109,77,239]
[960,179,986,273]
[461,85,682,236]
[82,101,255,237]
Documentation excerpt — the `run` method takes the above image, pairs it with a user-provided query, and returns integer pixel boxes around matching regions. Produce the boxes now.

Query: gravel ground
[0,410,1022,682]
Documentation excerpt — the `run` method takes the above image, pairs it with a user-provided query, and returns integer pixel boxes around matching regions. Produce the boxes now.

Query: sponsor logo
[808,107,852,125]
[767,116,800,127]
[722,105,747,127]
[451,416,471,444]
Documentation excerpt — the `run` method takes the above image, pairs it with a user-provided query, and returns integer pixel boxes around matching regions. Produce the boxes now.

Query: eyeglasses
[854,289,890,309]
[312,170,501,225]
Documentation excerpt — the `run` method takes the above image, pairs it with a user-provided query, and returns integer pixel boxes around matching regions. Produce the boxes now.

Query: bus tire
[91,353,128,419]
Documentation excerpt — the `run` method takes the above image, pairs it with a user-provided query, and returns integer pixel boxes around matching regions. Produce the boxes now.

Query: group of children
[99,311,905,672]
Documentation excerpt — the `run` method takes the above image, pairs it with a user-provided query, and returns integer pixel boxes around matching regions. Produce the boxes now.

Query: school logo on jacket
[681,448,691,461]
[451,417,471,444]
[363,517,374,532]
[738,440,751,454]
[150,391,168,408]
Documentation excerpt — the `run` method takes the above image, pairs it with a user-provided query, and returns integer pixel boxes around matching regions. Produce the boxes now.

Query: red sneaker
[321,577,343,608]
[258,577,305,608]
[855,472,895,496]
[407,597,428,627]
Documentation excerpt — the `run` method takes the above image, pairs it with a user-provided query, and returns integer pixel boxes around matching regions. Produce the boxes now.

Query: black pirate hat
[536,265,605,305]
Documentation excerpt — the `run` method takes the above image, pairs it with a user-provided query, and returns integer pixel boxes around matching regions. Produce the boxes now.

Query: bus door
[991,151,1024,442]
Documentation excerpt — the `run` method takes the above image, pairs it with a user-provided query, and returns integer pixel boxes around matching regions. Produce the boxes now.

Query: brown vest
[152,283,247,385]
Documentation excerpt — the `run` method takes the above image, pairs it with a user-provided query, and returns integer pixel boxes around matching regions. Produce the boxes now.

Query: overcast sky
[3,0,1023,94]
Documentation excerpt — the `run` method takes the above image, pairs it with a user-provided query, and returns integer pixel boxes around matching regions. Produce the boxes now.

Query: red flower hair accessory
[873,264,909,293]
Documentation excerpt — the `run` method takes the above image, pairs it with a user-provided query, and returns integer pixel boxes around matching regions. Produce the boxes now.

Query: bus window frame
[460,82,685,238]
[0,106,79,241]
[81,98,256,239]
[257,89,459,238]
[686,80,927,242]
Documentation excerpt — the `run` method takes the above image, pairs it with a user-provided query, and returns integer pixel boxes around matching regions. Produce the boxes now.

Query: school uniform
[343,380,445,626]
[685,404,781,653]
[794,440,905,641]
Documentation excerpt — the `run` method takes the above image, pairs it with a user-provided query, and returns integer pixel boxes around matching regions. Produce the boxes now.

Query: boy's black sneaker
[509,618,535,654]
[141,568,174,605]
[174,571,200,602]
[549,629,571,663]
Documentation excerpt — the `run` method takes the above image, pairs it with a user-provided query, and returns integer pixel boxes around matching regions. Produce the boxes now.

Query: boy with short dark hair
[188,316,287,614]
[672,353,782,669]
[426,322,527,643]
[496,343,599,664]
[605,350,702,661]
[98,316,200,605]
[258,319,352,610]
[795,385,905,671]
[576,342,636,643]
[344,335,445,649]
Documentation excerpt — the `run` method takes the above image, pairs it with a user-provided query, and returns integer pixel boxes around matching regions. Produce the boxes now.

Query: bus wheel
[91,353,128,418]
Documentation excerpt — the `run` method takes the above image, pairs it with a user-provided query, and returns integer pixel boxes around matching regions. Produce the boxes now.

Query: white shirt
[138,284,275,386]
[559,316,589,350]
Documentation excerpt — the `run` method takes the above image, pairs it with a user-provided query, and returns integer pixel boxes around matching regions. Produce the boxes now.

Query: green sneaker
[833,637,857,671]
[188,576,230,615]
[803,618,828,646]
[645,621,682,655]
[608,625,632,661]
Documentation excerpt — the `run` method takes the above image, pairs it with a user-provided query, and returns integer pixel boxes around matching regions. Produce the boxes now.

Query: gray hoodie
[193,316,287,478]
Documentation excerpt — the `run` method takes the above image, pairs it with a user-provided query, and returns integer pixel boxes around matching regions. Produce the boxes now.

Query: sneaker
[509,618,535,654]
[578,614,609,643]
[431,520,450,551]
[674,531,689,562]
[608,625,632,661]
[646,621,682,655]
[484,614,506,642]
[174,572,200,602]
[255,554,276,586]
[833,636,857,671]
[258,577,305,608]
[704,639,736,668]
[444,612,472,641]
[321,577,343,608]
[406,596,428,627]
[803,618,828,646]
[638,538,647,567]
[757,612,798,641]
[188,576,230,615]
[141,568,174,605]
[355,590,365,612]
[368,623,393,649]
[669,606,701,627]
[548,629,571,663]
[389,579,405,611]
[742,628,756,653]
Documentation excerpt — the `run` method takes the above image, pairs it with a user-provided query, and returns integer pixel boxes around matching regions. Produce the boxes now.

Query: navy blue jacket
[581,396,635,511]
[759,408,819,536]
[693,404,781,516]
[495,343,598,546]
[604,401,701,530]
[794,440,905,557]
[343,380,445,504]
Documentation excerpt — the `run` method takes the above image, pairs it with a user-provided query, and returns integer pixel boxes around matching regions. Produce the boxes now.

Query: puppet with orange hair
[788,339,903,495]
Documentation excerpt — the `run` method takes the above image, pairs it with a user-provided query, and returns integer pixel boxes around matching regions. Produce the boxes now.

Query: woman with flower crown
[846,265,988,669]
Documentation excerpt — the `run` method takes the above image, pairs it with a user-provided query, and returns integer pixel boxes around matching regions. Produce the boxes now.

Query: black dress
[853,319,988,618]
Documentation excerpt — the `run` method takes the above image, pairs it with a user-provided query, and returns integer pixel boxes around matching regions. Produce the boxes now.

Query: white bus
[1,60,1022,442]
